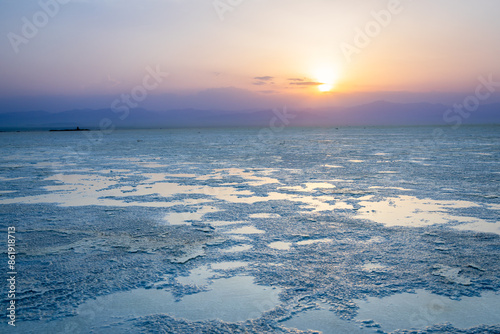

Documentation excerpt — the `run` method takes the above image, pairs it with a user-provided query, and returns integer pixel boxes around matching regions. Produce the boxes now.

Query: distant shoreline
[0,124,499,133]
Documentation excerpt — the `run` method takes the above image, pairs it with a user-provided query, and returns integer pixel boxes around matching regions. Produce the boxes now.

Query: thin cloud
[254,76,274,81]
[288,78,304,81]
[290,81,323,86]
[253,81,267,86]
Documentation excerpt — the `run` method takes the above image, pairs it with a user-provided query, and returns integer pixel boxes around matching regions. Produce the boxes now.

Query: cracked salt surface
[221,244,253,253]
[207,220,247,226]
[1,127,499,333]
[225,226,266,235]
[431,264,472,285]
[361,263,386,271]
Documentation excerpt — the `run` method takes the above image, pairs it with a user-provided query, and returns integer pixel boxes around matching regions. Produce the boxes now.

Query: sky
[1,0,499,112]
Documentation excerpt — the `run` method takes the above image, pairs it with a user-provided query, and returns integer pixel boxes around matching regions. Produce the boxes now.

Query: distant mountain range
[0,101,499,131]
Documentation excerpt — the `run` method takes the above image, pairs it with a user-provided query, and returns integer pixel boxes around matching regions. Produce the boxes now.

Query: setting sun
[314,66,338,92]
[318,83,333,92]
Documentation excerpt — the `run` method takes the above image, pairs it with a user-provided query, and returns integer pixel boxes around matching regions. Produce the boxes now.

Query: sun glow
[314,66,338,92]
[318,83,333,92]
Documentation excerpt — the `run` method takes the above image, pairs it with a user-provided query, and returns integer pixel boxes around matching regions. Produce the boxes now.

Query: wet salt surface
[296,238,332,246]
[268,241,293,250]
[16,275,281,333]
[249,213,282,219]
[283,307,372,334]
[1,127,499,333]
[5,169,495,233]
[172,261,251,287]
[0,171,353,213]
[283,291,500,334]
[164,206,219,226]
[356,195,500,235]
[279,182,336,192]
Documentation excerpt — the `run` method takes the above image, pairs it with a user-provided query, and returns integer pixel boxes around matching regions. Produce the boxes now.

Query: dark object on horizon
[49,126,90,132]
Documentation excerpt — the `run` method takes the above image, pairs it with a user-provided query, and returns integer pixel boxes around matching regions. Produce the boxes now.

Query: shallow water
[355,290,500,331]
[17,275,281,332]
[356,195,498,233]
